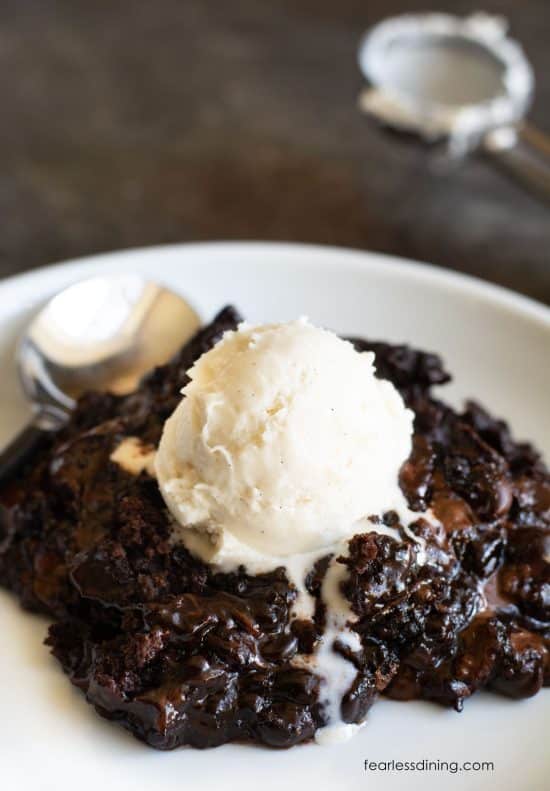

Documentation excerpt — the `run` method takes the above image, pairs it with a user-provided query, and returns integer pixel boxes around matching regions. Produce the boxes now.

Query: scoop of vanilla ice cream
[155,318,413,570]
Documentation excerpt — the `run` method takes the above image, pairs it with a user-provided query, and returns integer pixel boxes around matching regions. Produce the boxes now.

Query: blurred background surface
[1,0,549,303]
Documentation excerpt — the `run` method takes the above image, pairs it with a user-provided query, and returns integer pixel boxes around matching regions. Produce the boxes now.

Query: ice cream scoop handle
[483,123,550,203]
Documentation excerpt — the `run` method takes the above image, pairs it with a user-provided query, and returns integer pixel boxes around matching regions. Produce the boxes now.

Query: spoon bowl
[0,273,201,481]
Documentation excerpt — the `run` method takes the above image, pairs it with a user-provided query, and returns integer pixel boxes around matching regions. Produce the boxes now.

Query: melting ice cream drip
[313,548,363,744]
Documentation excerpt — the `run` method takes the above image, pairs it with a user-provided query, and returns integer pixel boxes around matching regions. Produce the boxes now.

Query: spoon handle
[0,410,65,486]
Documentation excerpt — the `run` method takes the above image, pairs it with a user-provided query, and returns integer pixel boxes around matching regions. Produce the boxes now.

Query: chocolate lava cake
[0,306,548,749]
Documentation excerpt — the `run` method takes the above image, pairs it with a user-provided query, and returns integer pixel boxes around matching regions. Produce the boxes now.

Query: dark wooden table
[1,0,549,303]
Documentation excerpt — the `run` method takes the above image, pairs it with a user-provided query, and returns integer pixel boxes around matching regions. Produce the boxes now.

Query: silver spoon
[0,273,201,484]
[357,12,550,201]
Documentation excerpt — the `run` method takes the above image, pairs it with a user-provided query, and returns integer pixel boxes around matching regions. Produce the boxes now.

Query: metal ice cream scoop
[0,274,201,484]
[357,12,550,201]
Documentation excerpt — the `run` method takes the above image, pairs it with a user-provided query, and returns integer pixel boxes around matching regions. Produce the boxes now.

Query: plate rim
[1,240,548,328]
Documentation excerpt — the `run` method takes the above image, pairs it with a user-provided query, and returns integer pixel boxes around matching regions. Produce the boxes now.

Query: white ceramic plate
[1,243,549,791]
